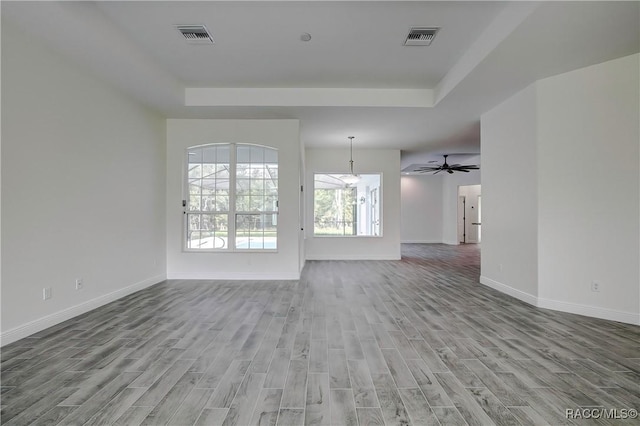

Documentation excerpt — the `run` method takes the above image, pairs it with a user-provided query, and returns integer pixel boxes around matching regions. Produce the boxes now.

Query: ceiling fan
[413,155,479,174]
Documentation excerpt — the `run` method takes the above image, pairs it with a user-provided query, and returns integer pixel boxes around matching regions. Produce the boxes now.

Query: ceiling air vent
[404,27,439,46]
[176,25,214,44]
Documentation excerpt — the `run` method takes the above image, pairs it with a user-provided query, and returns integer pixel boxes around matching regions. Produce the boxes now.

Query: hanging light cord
[348,136,355,175]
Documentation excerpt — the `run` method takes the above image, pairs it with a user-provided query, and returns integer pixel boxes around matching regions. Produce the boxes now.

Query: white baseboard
[537,297,639,325]
[480,275,639,326]
[480,276,538,306]
[1,274,166,347]
[306,254,401,261]
[166,272,300,280]
[401,240,443,244]
[442,240,460,246]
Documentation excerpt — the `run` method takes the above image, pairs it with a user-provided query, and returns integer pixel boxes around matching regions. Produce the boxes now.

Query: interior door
[457,195,466,243]
[370,188,379,236]
[476,195,481,243]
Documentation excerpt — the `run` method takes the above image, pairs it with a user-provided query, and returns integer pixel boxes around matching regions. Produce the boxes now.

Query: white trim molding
[0,274,166,347]
[480,276,538,306]
[537,297,639,326]
[306,255,401,261]
[401,240,443,244]
[186,88,434,108]
[166,272,300,280]
[480,276,639,326]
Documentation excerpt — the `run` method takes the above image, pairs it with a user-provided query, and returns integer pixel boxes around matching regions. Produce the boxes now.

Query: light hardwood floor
[1,244,639,425]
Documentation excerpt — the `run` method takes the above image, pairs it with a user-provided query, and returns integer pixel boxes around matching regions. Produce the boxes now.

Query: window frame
[183,143,278,252]
[312,172,383,238]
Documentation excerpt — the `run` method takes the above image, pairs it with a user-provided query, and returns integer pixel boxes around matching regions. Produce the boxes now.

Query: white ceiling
[3,1,639,168]
[96,1,505,89]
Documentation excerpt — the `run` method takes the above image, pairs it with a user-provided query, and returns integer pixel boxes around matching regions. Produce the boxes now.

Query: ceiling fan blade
[414,156,481,174]
[450,165,479,170]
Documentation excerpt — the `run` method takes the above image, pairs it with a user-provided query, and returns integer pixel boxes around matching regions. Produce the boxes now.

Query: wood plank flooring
[2,244,639,425]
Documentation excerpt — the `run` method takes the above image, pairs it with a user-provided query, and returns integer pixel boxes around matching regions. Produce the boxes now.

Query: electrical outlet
[75,278,83,290]
[43,287,52,300]
[591,281,600,292]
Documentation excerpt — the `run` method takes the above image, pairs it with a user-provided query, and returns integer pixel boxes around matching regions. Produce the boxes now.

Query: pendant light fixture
[340,136,360,185]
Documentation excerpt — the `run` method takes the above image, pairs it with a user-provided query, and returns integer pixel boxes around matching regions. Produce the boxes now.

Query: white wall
[442,163,481,245]
[536,54,639,322]
[166,119,301,280]
[481,85,539,300]
[400,175,443,243]
[1,22,167,344]
[305,148,401,260]
[480,54,639,324]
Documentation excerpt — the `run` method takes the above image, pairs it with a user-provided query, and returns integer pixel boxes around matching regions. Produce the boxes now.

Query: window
[314,173,381,236]
[185,143,278,250]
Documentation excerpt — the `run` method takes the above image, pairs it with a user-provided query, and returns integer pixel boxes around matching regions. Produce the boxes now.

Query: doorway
[457,185,481,243]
